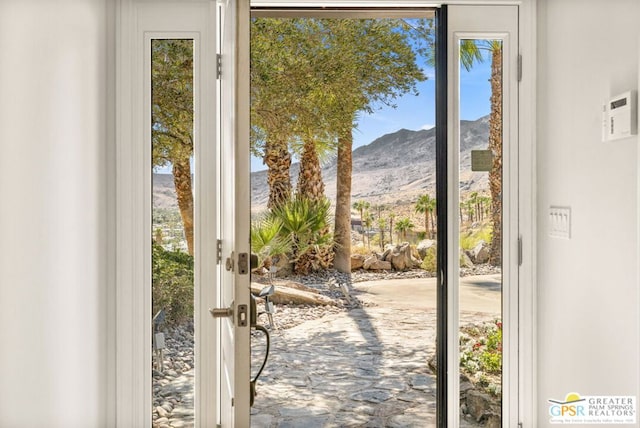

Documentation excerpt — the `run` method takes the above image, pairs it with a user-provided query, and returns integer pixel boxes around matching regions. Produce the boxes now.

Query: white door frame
[246,1,536,426]
[115,1,218,426]
[447,5,519,426]
[115,0,536,426]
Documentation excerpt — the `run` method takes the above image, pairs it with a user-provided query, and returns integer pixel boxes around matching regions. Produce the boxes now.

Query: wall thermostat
[602,91,637,142]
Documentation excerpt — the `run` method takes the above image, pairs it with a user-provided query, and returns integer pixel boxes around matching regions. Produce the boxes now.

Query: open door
[214,0,251,425]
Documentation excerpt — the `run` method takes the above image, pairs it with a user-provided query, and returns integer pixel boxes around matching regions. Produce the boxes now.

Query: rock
[381,246,393,260]
[460,249,474,268]
[350,389,393,403]
[367,259,392,271]
[155,406,169,418]
[363,254,378,270]
[465,389,500,424]
[351,254,365,270]
[417,240,436,259]
[272,254,293,277]
[410,245,421,261]
[385,242,415,271]
[468,240,490,264]
[250,282,337,306]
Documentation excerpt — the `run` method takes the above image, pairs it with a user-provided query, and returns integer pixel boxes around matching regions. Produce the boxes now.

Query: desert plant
[250,216,292,267]
[152,242,194,325]
[394,217,415,241]
[271,196,333,274]
[460,224,493,251]
[421,245,437,272]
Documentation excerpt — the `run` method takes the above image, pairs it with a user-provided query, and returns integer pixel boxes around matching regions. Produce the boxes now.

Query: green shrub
[152,242,194,325]
[421,245,437,272]
[460,224,493,250]
[270,197,333,274]
[250,215,292,266]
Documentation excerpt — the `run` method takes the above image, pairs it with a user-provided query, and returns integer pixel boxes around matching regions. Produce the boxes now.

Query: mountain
[251,114,490,210]
[154,115,491,212]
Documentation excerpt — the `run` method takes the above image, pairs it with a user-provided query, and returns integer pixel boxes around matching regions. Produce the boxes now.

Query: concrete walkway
[251,275,501,427]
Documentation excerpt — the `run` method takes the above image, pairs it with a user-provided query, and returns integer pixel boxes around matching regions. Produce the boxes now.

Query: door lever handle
[209,303,247,326]
[209,307,233,318]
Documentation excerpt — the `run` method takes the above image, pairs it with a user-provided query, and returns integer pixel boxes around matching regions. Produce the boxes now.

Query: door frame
[246,3,536,427]
[115,0,536,426]
[115,1,218,426]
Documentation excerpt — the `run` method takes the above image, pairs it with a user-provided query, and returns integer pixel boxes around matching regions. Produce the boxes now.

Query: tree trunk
[333,127,353,273]
[173,156,194,255]
[265,137,292,209]
[296,139,325,202]
[424,212,430,239]
[488,43,503,266]
[297,139,334,270]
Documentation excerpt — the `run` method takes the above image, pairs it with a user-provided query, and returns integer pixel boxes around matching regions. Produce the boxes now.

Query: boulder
[410,245,421,261]
[250,282,336,306]
[381,245,393,261]
[468,240,490,264]
[385,242,416,271]
[363,254,378,270]
[271,254,293,277]
[351,254,366,270]
[465,389,500,426]
[416,239,436,259]
[460,249,474,268]
[367,259,392,271]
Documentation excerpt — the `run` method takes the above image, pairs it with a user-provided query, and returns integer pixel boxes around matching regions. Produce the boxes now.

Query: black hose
[251,324,270,383]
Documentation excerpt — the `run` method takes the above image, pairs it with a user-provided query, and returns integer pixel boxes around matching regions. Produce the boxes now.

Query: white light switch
[549,206,571,239]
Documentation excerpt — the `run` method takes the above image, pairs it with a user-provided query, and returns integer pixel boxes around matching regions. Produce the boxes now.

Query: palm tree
[468,192,479,222]
[352,200,370,244]
[388,212,396,245]
[364,212,374,250]
[487,40,503,266]
[395,217,415,242]
[415,194,436,239]
[295,133,337,202]
[377,216,387,251]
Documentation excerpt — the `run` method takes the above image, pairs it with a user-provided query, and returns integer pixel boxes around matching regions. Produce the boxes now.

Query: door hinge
[216,53,222,79]
[518,236,523,266]
[216,239,222,264]
[518,423,523,428]
[517,54,522,82]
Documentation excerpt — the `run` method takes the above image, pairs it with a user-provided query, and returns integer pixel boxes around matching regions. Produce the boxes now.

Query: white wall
[0,1,114,426]
[537,0,640,425]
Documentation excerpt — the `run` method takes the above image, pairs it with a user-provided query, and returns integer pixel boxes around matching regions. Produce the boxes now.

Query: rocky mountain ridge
[154,115,491,211]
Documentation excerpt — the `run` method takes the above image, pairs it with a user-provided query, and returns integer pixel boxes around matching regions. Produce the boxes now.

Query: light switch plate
[549,206,571,239]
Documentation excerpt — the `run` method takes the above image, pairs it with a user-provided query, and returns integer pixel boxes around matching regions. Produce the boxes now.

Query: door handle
[209,303,248,326]
[209,306,233,318]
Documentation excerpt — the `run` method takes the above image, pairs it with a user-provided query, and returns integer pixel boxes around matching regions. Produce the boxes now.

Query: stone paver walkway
[155,275,501,427]
[251,304,495,427]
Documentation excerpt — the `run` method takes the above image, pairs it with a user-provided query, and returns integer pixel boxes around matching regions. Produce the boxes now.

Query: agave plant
[270,196,333,274]
[250,215,292,268]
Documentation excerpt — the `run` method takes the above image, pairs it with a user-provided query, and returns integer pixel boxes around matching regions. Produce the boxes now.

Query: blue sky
[250,50,493,172]
[153,41,494,174]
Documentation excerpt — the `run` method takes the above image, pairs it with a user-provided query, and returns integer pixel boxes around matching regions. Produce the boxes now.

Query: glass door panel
[248,11,438,427]
[457,38,503,428]
[151,38,196,428]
